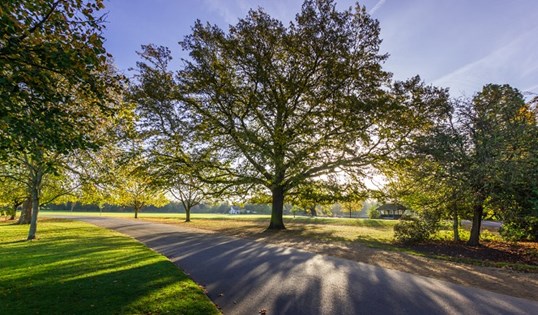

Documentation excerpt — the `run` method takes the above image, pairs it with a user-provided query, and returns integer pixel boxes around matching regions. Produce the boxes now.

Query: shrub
[394,211,441,244]
[499,216,538,241]
[368,207,380,219]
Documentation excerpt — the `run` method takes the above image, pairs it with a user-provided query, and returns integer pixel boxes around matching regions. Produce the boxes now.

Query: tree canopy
[0,0,121,157]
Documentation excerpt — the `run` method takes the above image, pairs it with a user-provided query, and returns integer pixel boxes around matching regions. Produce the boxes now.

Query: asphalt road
[64,216,537,315]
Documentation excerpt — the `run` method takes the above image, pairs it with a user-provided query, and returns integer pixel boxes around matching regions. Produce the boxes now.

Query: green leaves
[0,0,122,158]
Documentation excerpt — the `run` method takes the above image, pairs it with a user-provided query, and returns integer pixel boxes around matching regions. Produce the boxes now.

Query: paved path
[65,216,537,315]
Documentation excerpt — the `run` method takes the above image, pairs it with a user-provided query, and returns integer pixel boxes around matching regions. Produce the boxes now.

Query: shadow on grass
[0,225,218,315]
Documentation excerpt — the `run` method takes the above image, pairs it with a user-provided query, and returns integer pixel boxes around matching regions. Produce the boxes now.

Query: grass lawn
[41,211,398,244]
[0,219,219,315]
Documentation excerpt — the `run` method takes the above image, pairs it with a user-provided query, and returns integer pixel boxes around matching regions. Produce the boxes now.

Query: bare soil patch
[404,241,538,266]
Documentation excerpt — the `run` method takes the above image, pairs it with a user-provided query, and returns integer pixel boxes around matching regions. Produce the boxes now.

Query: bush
[368,207,380,219]
[393,211,441,244]
[499,216,538,241]
[394,218,429,243]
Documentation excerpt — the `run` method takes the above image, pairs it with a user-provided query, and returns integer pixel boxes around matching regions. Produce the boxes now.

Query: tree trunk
[310,206,317,217]
[452,207,460,242]
[18,197,32,224]
[134,207,139,219]
[268,186,286,230]
[27,172,42,240]
[185,207,191,222]
[349,209,352,218]
[467,202,483,246]
[70,201,75,212]
[9,202,21,220]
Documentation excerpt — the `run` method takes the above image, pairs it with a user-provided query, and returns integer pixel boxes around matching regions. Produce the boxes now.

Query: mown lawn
[0,219,219,315]
[135,214,398,244]
[39,211,405,244]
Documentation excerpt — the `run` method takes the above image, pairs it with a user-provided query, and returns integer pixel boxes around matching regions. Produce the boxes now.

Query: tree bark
[467,202,483,246]
[134,207,139,219]
[185,208,191,222]
[18,197,32,224]
[27,171,43,240]
[452,207,460,242]
[310,206,317,217]
[9,202,22,220]
[268,186,286,230]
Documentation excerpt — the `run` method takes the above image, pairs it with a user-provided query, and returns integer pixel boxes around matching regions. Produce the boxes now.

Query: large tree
[178,0,449,229]
[1,0,123,239]
[133,0,448,229]
[463,85,538,245]
[393,84,538,245]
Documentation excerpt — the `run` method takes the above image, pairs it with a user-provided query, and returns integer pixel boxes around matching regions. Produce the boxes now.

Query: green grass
[40,211,398,244]
[0,219,219,315]
[41,210,397,226]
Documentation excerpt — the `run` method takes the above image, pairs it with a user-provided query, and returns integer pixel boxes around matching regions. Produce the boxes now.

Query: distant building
[377,203,407,219]
[229,206,241,214]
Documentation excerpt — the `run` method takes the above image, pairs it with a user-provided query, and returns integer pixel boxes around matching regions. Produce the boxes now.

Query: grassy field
[0,219,219,315]
[40,210,398,243]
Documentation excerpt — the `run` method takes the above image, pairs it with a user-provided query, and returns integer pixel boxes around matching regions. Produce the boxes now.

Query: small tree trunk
[9,202,21,220]
[467,203,483,246]
[134,207,139,219]
[452,207,460,242]
[27,175,42,240]
[349,208,352,218]
[268,186,286,230]
[70,202,76,212]
[310,206,317,217]
[18,197,32,224]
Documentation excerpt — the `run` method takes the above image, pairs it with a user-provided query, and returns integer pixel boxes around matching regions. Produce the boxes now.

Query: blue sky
[103,0,538,98]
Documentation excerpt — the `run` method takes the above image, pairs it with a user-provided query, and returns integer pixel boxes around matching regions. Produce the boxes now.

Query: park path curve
[64,216,537,315]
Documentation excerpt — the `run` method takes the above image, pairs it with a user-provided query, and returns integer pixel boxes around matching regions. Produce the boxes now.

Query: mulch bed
[404,241,538,266]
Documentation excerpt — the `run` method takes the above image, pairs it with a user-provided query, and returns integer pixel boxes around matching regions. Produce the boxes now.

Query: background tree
[389,84,537,245]
[290,180,339,217]
[111,151,168,219]
[1,0,124,239]
[462,84,537,245]
[167,176,211,222]
[385,110,471,242]
[0,169,27,220]
[130,0,449,230]
[339,187,366,218]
